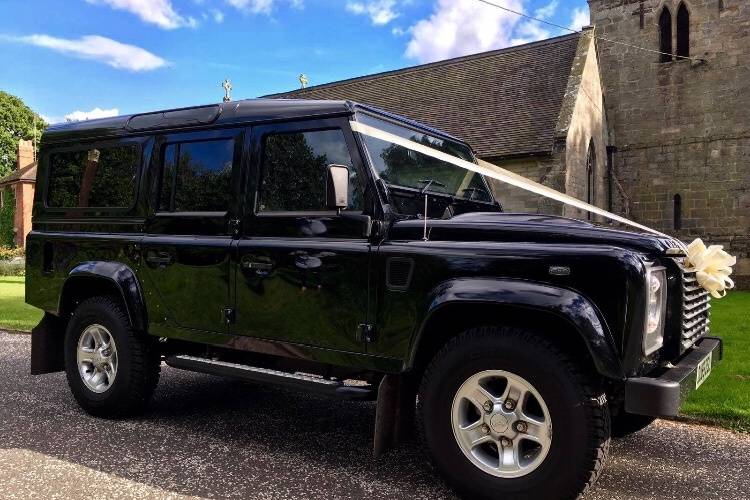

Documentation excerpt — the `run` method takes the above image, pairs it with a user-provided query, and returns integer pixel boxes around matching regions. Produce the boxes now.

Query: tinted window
[158,139,234,212]
[259,129,361,212]
[47,144,139,208]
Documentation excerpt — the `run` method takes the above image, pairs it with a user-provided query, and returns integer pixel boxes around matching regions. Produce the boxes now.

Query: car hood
[388,212,683,255]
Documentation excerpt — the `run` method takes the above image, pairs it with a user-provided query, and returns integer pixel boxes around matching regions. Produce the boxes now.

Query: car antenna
[417,179,445,242]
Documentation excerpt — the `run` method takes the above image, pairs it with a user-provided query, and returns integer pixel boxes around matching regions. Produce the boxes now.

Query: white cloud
[16,34,167,72]
[346,0,398,26]
[405,0,525,63]
[569,6,590,31]
[534,0,558,19]
[85,0,197,29]
[510,20,550,46]
[224,0,303,15]
[391,26,406,36]
[211,8,225,22]
[226,0,274,14]
[64,107,120,122]
[39,114,59,125]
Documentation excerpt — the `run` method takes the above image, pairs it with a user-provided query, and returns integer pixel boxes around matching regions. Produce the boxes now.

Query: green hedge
[0,187,15,248]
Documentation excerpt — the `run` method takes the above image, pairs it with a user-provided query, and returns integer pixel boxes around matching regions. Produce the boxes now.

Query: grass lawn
[0,275,747,429]
[681,291,750,431]
[0,276,43,332]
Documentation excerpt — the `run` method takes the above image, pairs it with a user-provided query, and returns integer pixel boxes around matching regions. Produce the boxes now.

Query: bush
[0,259,24,276]
[0,187,15,247]
[0,246,23,260]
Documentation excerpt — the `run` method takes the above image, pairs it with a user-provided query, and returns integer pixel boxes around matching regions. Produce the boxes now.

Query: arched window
[676,3,690,58]
[659,8,673,62]
[586,141,596,218]
[673,193,682,230]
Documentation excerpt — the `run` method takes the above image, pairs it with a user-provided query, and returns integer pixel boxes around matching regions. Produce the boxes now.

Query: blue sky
[0,0,589,123]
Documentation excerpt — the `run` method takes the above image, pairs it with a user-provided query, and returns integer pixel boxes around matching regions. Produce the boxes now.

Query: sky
[0,0,590,124]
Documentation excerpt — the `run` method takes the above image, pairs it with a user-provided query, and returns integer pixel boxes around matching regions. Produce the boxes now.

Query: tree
[0,91,47,178]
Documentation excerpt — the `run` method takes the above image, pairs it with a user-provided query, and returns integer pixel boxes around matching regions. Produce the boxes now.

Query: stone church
[273,0,749,287]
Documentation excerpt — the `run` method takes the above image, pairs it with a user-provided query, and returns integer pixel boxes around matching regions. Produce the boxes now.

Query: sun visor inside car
[126,105,221,131]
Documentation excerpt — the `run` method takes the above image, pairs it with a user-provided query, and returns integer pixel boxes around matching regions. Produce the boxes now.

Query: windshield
[355,113,494,204]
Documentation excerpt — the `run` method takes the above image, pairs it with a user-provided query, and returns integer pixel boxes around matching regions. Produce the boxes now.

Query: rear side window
[158,139,235,212]
[47,144,140,208]
[258,129,361,212]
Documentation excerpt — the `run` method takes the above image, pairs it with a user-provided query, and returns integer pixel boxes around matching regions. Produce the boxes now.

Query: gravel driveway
[1,330,748,500]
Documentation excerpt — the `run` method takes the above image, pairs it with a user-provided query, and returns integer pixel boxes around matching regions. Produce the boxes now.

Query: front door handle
[145,251,174,267]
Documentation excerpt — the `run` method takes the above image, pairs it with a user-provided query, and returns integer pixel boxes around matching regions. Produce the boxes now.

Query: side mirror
[326,164,349,211]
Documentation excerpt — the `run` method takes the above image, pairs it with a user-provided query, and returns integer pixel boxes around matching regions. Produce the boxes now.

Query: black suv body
[26,99,722,499]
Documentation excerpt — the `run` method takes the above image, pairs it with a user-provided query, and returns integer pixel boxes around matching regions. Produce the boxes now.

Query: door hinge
[224,307,236,325]
[228,219,241,237]
[356,323,375,343]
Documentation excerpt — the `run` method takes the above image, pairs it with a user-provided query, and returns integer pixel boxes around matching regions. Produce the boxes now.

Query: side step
[164,355,375,401]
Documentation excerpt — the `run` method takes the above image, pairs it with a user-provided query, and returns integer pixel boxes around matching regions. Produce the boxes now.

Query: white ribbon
[351,121,737,298]
[350,121,670,237]
[685,239,736,298]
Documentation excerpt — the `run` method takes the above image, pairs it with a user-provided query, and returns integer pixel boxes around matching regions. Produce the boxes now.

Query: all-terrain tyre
[64,296,160,417]
[417,326,610,500]
[611,411,655,438]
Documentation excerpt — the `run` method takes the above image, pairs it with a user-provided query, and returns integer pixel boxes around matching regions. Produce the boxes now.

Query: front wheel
[64,296,160,417]
[417,326,610,500]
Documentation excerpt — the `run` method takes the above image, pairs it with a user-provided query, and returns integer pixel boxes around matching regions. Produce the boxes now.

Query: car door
[140,128,243,335]
[232,118,372,352]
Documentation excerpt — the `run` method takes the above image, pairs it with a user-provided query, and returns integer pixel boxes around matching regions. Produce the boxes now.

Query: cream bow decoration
[684,238,736,298]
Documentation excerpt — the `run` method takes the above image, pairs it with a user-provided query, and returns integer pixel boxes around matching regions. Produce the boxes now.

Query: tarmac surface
[1,330,748,499]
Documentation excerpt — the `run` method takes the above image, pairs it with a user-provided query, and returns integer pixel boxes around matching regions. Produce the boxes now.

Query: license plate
[695,353,713,389]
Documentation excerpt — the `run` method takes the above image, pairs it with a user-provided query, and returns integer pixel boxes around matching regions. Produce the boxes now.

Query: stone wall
[559,30,611,220]
[487,154,566,214]
[590,0,750,287]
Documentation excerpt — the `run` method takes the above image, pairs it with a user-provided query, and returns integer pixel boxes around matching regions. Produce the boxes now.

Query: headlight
[643,264,667,355]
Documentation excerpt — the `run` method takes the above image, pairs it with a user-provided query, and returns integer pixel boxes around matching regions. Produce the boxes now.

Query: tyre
[64,296,160,417]
[611,411,655,438]
[417,326,610,500]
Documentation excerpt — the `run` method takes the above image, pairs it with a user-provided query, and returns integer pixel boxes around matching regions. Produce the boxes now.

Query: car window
[158,139,234,212]
[258,129,362,212]
[47,144,140,208]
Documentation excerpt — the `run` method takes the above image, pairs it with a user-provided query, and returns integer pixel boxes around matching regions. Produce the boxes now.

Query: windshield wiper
[416,179,447,195]
[460,186,491,201]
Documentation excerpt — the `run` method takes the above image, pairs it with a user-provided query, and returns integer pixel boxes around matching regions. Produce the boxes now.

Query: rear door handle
[241,256,274,275]
[146,251,174,267]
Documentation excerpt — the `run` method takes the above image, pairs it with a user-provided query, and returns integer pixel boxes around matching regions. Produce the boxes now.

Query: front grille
[680,269,711,351]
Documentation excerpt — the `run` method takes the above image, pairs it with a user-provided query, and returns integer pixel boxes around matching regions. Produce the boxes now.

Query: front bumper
[624,337,723,417]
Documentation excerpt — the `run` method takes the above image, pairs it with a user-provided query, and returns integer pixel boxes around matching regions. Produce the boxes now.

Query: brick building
[0,140,36,248]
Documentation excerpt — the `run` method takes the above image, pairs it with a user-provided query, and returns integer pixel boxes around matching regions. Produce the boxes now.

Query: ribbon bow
[684,238,736,298]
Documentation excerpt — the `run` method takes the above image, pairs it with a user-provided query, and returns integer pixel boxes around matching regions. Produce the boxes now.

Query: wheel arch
[406,278,624,381]
[59,261,148,332]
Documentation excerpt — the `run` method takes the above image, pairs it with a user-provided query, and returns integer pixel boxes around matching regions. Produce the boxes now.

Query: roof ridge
[264,32,581,97]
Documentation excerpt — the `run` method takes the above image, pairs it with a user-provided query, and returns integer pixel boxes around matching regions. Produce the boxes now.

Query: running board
[165,355,375,400]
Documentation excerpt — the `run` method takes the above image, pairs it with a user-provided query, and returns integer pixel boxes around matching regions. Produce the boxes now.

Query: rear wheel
[417,326,610,500]
[64,296,160,417]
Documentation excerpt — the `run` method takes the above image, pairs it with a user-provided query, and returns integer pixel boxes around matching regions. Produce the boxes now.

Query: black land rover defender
[26,99,721,500]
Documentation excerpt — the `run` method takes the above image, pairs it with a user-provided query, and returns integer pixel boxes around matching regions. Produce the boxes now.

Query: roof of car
[41,98,467,146]
[41,99,355,143]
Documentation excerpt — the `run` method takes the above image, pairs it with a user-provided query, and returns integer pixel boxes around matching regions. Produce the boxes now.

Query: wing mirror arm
[326,164,377,238]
